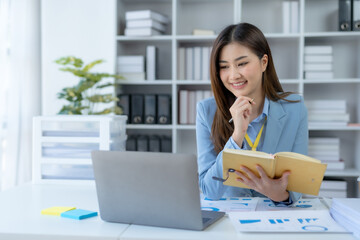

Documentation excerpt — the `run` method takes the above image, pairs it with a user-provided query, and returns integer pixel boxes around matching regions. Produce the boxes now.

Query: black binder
[157,94,171,124]
[353,0,360,31]
[160,136,172,153]
[339,0,352,31]
[137,135,148,152]
[149,135,161,152]
[131,94,144,124]
[117,94,130,123]
[126,135,137,151]
[144,94,157,124]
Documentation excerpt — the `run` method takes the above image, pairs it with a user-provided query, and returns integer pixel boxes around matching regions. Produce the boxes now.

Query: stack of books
[178,46,212,81]
[304,46,333,79]
[308,137,344,170]
[330,198,360,238]
[178,90,212,124]
[305,100,349,128]
[124,10,169,36]
[117,55,145,81]
[318,180,347,198]
[282,1,299,33]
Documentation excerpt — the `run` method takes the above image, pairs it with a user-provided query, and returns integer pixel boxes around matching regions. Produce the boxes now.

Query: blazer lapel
[262,100,288,153]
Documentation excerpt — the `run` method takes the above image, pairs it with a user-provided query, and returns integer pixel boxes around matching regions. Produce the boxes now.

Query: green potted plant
[55,56,123,115]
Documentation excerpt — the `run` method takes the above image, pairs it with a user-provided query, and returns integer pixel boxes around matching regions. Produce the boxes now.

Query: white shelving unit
[115,0,360,197]
[32,116,127,184]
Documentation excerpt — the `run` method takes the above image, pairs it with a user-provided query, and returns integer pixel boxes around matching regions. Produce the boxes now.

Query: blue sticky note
[60,209,98,220]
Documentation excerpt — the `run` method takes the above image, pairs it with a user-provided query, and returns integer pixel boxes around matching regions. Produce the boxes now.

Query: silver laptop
[91,151,225,231]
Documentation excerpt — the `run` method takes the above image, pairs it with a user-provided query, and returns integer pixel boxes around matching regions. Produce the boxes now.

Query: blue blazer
[196,94,308,204]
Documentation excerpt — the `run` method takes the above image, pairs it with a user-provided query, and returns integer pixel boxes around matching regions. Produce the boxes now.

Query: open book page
[274,154,327,195]
[225,149,273,159]
[275,152,320,163]
[222,149,276,189]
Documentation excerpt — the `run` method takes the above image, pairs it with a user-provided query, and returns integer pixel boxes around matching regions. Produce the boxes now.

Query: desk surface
[0,183,128,240]
[0,183,356,240]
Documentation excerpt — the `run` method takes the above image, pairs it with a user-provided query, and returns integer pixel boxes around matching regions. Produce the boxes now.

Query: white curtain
[0,0,41,190]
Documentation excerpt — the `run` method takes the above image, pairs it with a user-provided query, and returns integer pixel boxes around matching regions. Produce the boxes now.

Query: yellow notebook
[222,149,327,195]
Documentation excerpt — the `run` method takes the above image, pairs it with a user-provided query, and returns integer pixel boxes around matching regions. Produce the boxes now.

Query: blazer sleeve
[196,101,241,199]
[292,96,309,155]
[275,96,309,206]
[291,96,309,203]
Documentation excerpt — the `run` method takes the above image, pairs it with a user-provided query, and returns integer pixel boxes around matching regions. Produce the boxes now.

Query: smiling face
[219,42,268,99]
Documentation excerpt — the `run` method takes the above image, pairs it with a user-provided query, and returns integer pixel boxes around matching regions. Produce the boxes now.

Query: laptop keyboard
[202,217,211,224]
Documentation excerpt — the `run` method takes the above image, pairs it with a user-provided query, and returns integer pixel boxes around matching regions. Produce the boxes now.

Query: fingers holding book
[235,165,291,202]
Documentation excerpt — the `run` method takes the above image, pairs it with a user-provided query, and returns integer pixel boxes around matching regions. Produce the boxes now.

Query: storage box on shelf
[114,0,360,197]
[32,115,127,184]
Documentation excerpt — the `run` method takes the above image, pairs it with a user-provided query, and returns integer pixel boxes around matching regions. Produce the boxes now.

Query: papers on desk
[229,210,348,233]
[201,196,327,213]
[255,198,327,211]
[330,198,360,238]
[201,196,258,212]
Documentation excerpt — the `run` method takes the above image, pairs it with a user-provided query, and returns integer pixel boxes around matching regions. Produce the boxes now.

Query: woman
[196,23,308,205]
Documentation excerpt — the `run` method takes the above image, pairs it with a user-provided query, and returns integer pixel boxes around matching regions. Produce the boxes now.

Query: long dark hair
[210,23,295,153]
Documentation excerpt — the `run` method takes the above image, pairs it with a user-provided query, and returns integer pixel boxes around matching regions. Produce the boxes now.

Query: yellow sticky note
[41,207,76,216]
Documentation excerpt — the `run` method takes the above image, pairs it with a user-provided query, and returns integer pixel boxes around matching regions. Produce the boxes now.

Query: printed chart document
[229,210,348,233]
[200,195,258,213]
[222,149,327,195]
[256,198,328,211]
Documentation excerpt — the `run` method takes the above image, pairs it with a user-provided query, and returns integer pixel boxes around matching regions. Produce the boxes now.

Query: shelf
[40,137,101,143]
[126,124,173,130]
[175,35,217,42]
[118,80,172,85]
[175,125,360,131]
[176,125,196,130]
[116,36,172,41]
[38,179,95,185]
[309,125,360,131]
[176,80,210,85]
[325,169,360,177]
[303,79,360,84]
[264,33,301,39]
[280,79,300,84]
[41,158,91,165]
[305,32,360,38]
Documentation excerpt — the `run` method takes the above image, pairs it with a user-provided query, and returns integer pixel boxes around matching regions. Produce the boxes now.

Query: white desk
[0,184,356,240]
[121,216,356,240]
[0,183,128,240]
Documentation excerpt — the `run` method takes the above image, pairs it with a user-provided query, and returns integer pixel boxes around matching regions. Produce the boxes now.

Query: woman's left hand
[235,165,290,202]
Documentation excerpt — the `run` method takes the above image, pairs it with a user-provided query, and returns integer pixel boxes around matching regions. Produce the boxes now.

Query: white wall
[41,0,116,115]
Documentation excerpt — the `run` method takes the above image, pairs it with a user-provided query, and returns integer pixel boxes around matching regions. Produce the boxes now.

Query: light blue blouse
[196,94,308,205]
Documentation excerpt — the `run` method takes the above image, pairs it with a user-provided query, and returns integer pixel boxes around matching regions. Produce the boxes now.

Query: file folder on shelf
[137,135,148,152]
[353,0,360,31]
[126,135,137,151]
[339,0,351,31]
[157,94,171,124]
[131,94,144,124]
[144,94,157,124]
[160,136,172,153]
[149,135,161,152]
[117,94,130,123]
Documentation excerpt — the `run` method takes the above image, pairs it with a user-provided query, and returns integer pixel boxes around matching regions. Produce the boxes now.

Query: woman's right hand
[230,96,256,147]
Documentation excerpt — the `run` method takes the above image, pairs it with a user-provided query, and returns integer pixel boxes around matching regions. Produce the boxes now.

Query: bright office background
[0,0,41,190]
